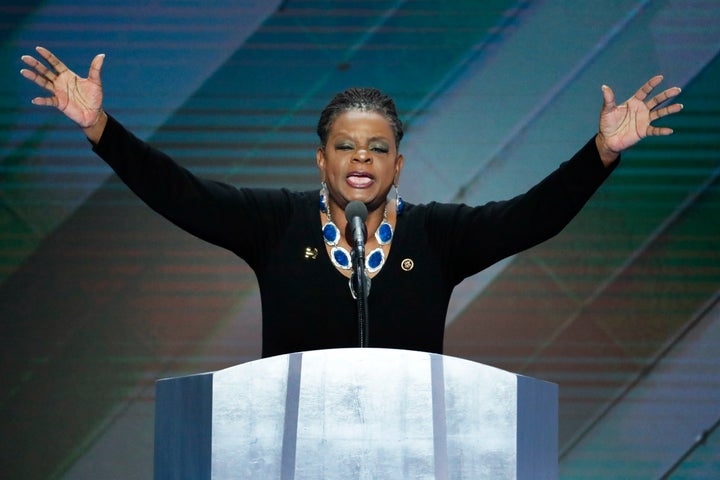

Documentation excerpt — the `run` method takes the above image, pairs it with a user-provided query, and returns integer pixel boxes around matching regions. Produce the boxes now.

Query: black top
[93,114,617,358]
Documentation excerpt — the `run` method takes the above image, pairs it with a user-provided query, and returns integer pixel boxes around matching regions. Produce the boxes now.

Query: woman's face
[316,110,404,213]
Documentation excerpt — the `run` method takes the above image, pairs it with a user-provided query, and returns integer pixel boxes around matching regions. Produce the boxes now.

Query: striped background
[1,1,719,478]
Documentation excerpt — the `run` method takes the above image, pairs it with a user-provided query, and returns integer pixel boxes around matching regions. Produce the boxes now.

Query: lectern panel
[154,348,558,479]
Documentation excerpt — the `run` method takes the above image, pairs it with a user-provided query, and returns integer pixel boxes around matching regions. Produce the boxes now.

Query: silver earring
[319,181,329,213]
[394,184,404,215]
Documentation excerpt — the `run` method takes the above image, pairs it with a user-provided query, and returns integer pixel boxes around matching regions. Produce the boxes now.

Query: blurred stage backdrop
[1,1,719,478]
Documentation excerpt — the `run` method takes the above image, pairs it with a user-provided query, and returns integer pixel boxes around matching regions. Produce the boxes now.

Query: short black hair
[316,87,404,148]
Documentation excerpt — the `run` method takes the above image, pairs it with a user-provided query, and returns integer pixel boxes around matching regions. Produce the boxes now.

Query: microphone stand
[350,239,369,348]
[346,201,370,348]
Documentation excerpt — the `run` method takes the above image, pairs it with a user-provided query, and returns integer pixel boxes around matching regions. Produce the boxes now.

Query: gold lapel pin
[401,258,414,271]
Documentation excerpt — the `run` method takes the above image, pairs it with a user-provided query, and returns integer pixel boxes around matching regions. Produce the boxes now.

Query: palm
[600,95,650,151]
[21,47,104,128]
[52,68,103,126]
[598,76,682,154]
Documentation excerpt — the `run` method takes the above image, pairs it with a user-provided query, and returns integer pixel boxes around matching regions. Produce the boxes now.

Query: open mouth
[346,172,374,188]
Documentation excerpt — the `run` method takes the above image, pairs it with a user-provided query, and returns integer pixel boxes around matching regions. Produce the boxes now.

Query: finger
[647,125,674,137]
[646,86,682,110]
[649,102,684,122]
[20,65,55,91]
[20,53,40,69]
[88,53,105,83]
[35,46,69,75]
[31,96,59,108]
[633,75,664,102]
[20,54,55,81]
[601,84,616,111]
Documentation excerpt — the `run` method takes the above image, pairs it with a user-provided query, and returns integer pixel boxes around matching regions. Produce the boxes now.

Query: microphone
[344,201,368,248]
[345,201,370,347]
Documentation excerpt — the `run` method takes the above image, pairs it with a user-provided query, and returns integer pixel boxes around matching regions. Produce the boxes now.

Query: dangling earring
[394,184,404,215]
[319,181,329,214]
[320,180,341,248]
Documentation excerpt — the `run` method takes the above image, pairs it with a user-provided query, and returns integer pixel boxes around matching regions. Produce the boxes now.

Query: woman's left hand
[596,75,683,166]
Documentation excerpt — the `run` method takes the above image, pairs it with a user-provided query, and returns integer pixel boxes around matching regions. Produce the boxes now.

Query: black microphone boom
[344,200,369,347]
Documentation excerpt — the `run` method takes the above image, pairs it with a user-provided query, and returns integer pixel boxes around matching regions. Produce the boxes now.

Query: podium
[154,348,557,479]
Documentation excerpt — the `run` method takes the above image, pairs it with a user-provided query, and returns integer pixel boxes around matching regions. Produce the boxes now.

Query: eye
[335,143,354,151]
[369,143,389,154]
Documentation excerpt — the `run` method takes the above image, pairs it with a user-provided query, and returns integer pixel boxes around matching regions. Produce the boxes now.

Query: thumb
[601,84,616,112]
[88,53,105,83]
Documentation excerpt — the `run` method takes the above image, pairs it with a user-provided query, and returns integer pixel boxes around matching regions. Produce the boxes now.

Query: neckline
[315,198,399,281]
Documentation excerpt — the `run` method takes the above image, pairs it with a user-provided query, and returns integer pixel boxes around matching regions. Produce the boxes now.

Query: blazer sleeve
[427,136,619,284]
[91,113,292,264]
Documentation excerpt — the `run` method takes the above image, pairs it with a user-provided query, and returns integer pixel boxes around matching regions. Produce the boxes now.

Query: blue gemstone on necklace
[331,247,350,269]
[366,248,384,273]
[323,222,339,245]
[376,221,393,245]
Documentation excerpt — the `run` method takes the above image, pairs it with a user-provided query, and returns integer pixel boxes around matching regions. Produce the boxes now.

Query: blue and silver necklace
[321,203,393,274]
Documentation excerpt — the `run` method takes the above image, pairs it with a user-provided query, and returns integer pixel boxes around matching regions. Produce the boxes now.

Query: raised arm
[595,75,683,166]
[20,46,107,143]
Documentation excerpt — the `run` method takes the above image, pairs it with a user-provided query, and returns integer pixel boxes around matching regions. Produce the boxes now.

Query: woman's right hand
[21,46,107,141]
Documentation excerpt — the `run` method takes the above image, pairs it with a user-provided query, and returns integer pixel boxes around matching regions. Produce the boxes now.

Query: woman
[20,47,683,358]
